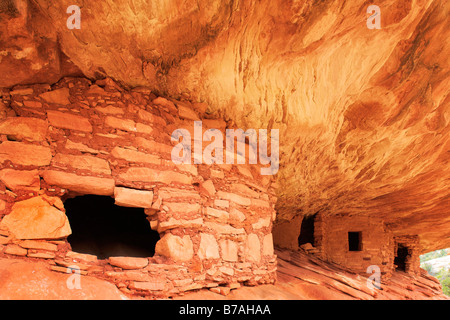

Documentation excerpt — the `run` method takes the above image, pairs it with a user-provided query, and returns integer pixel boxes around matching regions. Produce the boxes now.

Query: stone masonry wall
[0,77,278,298]
[393,235,421,276]
[273,211,422,282]
[320,214,395,279]
[320,216,422,279]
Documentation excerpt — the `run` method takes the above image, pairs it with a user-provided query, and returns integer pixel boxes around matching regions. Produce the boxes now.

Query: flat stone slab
[0,169,40,191]
[42,170,115,196]
[0,117,48,141]
[0,141,52,166]
[114,187,153,208]
[47,110,92,132]
[108,256,149,270]
[0,196,71,240]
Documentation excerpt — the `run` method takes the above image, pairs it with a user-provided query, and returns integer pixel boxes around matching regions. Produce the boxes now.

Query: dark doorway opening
[64,195,160,259]
[395,244,409,271]
[348,231,362,251]
[298,214,316,247]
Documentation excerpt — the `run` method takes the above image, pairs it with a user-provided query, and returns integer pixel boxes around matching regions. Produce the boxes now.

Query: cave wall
[0,77,278,297]
[0,0,449,254]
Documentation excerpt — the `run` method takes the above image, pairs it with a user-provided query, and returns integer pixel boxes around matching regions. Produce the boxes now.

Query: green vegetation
[435,268,450,296]
[420,248,450,297]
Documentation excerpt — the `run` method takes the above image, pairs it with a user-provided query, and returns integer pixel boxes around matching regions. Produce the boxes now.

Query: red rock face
[0,0,446,253]
[0,0,83,87]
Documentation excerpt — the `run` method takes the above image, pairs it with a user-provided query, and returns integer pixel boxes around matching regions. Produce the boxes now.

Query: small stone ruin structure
[0,77,278,298]
[274,212,421,281]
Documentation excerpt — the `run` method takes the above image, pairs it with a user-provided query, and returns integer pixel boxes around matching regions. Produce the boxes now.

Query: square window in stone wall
[348,231,362,251]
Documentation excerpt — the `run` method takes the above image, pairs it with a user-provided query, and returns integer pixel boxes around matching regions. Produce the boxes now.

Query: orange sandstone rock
[135,137,172,154]
[111,146,161,165]
[108,256,149,270]
[104,116,136,132]
[129,280,166,291]
[0,196,71,240]
[219,239,239,262]
[47,110,92,132]
[42,170,115,195]
[5,244,28,256]
[0,169,40,191]
[216,191,251,206]
[155,234,194,262]
[137,109,166,126]
[114,187,154,208]
[39,88,70,105]
[0,141,52,166]
[0,117,48,141]
[52,153,111,175]
[197,233,220,260]
[19,240,58,251]
[245,233,261,262]
[118,167,192,185]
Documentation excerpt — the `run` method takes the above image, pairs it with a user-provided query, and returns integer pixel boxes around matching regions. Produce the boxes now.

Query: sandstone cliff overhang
[0,0,449,255]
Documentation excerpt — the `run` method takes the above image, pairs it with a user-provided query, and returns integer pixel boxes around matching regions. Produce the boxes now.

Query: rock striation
[0,0,448,253]
[0,0,448,299]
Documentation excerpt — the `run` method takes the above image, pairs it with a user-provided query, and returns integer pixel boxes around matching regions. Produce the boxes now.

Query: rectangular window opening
[348,231,362,251]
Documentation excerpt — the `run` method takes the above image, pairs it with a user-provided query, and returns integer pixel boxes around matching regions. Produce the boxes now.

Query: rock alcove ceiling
[0,0,449,254]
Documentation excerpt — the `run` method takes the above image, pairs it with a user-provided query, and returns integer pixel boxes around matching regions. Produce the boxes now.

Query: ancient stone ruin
[274,213,422,278]
[0,77,277,298]
[0,0,448,300]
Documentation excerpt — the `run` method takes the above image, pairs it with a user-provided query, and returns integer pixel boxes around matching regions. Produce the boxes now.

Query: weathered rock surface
[155,234,194,262]
[0,0,83,88]
[0,141,52,166]
[51,154,111,175]
[0,117,48,141]
[114,187,153,208]
[0,169,40,191]
[178,248,449,300]
[0,196,71,240]
[0,249,443,300]
[0,0,448,299]
[108,256,149,270]
[47,110,93,132]
[39,88,70,105]
[0,258,127,300]
[42,170,115,196]
[1,0,446,252]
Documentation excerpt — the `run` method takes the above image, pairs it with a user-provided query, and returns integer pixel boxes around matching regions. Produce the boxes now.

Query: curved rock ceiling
[1,0,449,252]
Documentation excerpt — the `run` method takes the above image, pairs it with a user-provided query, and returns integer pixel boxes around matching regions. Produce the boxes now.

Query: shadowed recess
[298,214,315,247]
[395,244,409,272]
[64,195,160,259]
